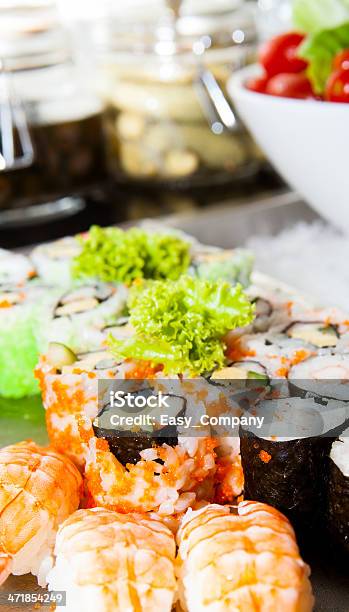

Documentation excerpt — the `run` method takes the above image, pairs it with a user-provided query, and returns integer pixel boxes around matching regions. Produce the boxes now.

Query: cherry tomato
[259,32,308,77]
[246,74,269,93]
[333,49,349,72]
[265,73,315,99]
[326,68,349,103]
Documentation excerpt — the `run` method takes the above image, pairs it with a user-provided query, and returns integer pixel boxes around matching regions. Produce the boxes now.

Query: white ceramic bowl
[228,65,349,233]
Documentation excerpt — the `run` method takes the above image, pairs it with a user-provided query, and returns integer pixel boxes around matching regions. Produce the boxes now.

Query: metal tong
[0,59,34,172]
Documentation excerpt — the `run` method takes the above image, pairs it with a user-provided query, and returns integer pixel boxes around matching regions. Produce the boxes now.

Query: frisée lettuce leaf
[298,23,349,93]
[72,226,191,284]
[108,276,255,375]
[293,0,349,33]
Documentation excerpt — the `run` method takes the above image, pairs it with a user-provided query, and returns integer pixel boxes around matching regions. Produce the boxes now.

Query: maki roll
[36,343,124,465]
[209,360,269,383]
[328,428,349,552]
[93,389,186,465]
[30,236,80,285]
[285,321,339,349]
[0,249,35,284]
[240,397,348,529]
[176,502,314,612]
[191,248,254,287]
[289,354,349,401]
[0,284,57,398]
[38,283,128,353]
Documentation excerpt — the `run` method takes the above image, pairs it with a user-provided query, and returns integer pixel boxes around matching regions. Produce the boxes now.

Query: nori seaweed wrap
[328,429,349,553]
[240,397,348,530]
[93,389,186,465]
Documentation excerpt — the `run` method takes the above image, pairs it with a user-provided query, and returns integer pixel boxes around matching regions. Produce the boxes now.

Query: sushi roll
[93,389,186,465]
[250,296,274,333]
[191,248,254,287]
[209,360,269,383]
[0,284,58,398]
[240,397,348,529]
[289,354,349,401]
[285,321,340,349]
[46,508,177,612]
[176,502,314,611]
[0,248,35,284]
[30,236,81,285]
[36,343,124,466]
[38,282,128,353]
[328,428,349,552]
[0,441,81,586]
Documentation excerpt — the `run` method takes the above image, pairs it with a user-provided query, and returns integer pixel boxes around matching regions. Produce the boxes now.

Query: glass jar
[95,0,261,187]
[0,2,107,212]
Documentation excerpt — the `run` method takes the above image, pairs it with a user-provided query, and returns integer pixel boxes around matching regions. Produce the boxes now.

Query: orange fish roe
[291,349,313,365]
[259,450,272,464]
[0,300,12,308]
[214,456,244,504]
[125,359,163,380]
[226,339,256,362]
[95,438,109,452]
[275,366,289,378]
[285,301,294,316]
[40,377,93,465]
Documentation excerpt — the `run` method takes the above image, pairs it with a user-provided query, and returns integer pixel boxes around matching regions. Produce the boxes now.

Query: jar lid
[0,1,71,70]
[94,1,256,58]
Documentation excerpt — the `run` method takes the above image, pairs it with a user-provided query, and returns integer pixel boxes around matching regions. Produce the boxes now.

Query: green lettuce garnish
[298,23,349,93]
[108,276,255,375]
[293,0,349,34]
[293,0,349,93]
[72,226,190,283]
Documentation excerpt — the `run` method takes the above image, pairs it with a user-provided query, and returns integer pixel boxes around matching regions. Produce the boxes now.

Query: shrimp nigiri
[176,501,314,612]
[0,441,82,586]
[47,507,177,612]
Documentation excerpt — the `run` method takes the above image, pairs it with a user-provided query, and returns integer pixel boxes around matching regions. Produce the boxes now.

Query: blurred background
[0,0,291,247]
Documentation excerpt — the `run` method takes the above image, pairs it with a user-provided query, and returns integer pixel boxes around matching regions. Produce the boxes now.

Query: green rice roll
[0,284,55,398]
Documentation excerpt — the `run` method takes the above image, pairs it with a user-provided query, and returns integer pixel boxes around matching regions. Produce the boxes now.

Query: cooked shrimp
[176,501,314,612]
[0,441,82,586]
[84,436,217,516]
[47,507,177,612]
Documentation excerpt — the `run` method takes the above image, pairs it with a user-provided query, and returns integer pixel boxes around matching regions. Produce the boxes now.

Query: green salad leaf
[108,276,255,375]
[72,226,190,284]
[298,23,349,93]
[293,0,349,34]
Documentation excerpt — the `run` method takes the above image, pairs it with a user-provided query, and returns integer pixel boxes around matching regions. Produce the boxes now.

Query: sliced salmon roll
[47,508,177,612]
[176,502,314,612]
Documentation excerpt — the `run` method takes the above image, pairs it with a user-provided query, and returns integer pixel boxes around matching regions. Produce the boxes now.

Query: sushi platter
[0,193,348,611]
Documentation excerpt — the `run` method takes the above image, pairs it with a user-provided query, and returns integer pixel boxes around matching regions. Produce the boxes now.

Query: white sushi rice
[330,428,349,477]
[246,221,349,310]
[30,237,81,286]
[11,513,57,587]
[0,249,35,284]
